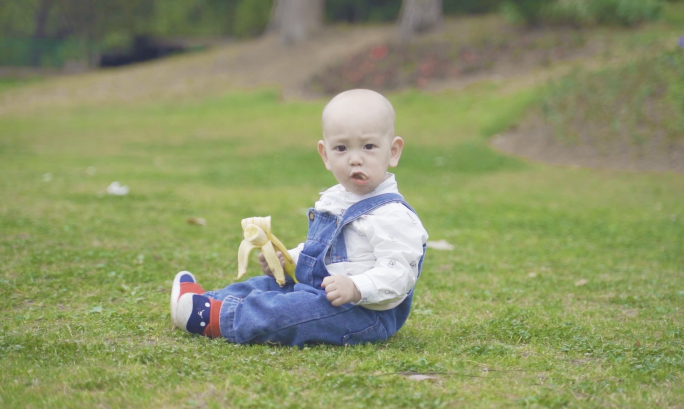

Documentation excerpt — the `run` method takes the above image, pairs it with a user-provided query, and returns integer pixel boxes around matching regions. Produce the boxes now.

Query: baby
[170,89,428,347]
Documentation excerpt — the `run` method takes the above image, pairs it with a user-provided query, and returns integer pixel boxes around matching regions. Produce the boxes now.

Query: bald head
[322,89,395,140]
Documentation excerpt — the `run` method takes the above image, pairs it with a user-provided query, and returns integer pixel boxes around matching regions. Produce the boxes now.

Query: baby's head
[318,89,404,195]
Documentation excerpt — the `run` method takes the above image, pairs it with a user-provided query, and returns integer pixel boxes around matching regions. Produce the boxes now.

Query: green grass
[538,46,684,145]
[1,74,684,407]
[0,76,42,94]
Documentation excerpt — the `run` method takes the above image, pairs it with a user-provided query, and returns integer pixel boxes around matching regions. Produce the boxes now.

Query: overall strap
[329,193,418,264]
[339,193,415,228]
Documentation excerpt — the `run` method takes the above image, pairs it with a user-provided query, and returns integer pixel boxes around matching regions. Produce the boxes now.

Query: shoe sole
[170,271,196,328]
[176,293,196,333]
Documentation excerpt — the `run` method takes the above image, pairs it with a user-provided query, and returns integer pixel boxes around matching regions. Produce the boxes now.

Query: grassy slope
[1,35,684,409]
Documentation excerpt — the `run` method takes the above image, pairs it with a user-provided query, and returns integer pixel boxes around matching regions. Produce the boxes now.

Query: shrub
[500,0,555,26]
[614,0,664,25]
[542,0,597,27]
[504,0,665,27]
[443,0,506,15]
[325,0,401,23]
[324,0,509,22]
[233,0,273,38]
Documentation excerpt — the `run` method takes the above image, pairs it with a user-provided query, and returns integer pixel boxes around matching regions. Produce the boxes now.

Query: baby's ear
[389,136,404,167]
[317,140,332,170]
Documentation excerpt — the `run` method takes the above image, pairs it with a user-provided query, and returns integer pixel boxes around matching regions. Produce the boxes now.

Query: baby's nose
[348,151,363,165]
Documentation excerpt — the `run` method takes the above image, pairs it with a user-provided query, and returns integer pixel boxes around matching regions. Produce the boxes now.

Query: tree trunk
[31,0,53,66]
[397,0,443,43]
[269,0,324,45]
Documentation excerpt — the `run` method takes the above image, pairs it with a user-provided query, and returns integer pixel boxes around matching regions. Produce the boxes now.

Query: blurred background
[0,0,677,69]
[1,0,681,171]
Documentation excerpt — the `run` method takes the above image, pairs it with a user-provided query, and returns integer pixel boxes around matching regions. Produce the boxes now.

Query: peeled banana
[237,216,298,287]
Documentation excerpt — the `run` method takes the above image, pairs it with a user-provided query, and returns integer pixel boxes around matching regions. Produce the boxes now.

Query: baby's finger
[321,276,333,288]
[257,252,274,276]
[326,290,339,304]
[330,294,344,307]
[324,283,337,294]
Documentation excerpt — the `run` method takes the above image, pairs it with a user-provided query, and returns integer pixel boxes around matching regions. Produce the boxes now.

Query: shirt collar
[316,173,398,214]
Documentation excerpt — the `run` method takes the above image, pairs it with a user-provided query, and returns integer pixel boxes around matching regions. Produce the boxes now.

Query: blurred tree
[269,0,325,44]
[234,0,273,37]
[397,0,443,42]
[30,0,53,65]
[325,0,401,22]
[443,0,505,14]
[500,0,553,26]
[0,0,156,66]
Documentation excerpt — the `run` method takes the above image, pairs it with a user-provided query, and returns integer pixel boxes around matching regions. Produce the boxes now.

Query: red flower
[370,46,389,61]
[419,60,437,77]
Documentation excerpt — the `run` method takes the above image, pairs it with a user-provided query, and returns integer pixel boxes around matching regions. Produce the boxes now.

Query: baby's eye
[333,145,347,152]
[363,144,375,150]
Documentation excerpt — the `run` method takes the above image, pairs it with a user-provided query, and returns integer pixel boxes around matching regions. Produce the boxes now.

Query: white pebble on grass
[426,240,454,251]
[106,181,129,196]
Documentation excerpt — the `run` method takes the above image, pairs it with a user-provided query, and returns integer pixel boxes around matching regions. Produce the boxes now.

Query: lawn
[1,37,684,409]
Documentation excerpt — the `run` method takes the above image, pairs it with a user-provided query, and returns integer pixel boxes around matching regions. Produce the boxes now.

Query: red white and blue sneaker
[170,271,205,328]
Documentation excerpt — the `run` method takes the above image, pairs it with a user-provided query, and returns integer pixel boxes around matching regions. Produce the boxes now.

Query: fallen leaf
[575,278,588,286]
[407,374,439,381]
[187,217,207,226]
[426,240,454,251]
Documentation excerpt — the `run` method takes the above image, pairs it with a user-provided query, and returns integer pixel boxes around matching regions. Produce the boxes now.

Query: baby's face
[318,89,404,195]
[318,129,403,196]
[318,90,403,195]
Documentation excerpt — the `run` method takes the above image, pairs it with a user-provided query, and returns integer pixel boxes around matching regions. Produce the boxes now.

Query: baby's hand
[321,275,361,307]
[258,251,286,276]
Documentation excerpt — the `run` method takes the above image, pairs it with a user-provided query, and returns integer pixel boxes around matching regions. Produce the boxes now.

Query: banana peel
[237,216,298,287]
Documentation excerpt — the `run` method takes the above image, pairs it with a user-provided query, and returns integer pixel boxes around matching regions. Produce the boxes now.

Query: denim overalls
[204,193,425,347]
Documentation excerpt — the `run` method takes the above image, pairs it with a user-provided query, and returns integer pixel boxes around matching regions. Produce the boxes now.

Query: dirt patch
[308,27,593,95]
[492,47,684,174]
[492,110,684,173]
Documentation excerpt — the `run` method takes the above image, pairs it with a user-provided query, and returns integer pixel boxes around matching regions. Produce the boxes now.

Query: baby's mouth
[352,172,368,181]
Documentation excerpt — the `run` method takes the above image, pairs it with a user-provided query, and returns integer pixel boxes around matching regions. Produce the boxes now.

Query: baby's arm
[348,206,427,306]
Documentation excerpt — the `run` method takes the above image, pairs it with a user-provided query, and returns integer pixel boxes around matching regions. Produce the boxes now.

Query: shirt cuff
[288,243,304,265]
[349,274,379,305]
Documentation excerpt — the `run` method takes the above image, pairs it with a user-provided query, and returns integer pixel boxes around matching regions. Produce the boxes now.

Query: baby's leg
[219,283,387,347]
[203,275,294,300]
[174,275,294,338]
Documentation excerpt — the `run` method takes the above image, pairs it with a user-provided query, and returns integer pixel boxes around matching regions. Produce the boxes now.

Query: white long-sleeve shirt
[289,174,428,311]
